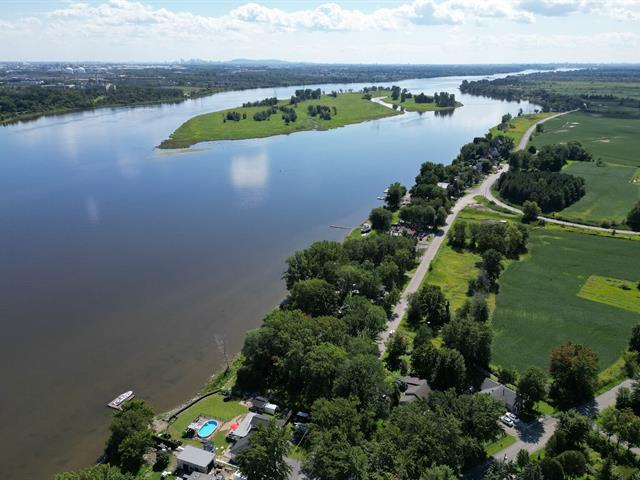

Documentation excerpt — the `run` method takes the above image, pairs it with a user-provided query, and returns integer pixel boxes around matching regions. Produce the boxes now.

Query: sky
[1,0,640,63]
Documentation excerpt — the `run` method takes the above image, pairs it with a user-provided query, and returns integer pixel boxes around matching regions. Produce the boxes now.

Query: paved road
[484,110,640,236]
[378,167,506,352]
[493,379,636,462]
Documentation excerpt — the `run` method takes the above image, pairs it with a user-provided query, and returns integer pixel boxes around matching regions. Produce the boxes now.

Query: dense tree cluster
[242,97,278,108]
[294,88,322,101]
[459,67,640,116]
[509,142,592,172]
[104,400,155,474]
[497,170,586,213]
[549,342,599,408]
[434,91,457,107]
[627,201,640,231]
[307,104,335,120]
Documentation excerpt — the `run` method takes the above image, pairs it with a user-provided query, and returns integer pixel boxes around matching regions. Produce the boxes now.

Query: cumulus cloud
[0,0,637,40]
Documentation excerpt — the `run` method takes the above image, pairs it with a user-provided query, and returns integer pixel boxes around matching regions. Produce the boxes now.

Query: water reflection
[230,151,269,189]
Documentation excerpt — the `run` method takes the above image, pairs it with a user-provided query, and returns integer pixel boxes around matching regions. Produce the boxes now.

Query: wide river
[0,73,536,479]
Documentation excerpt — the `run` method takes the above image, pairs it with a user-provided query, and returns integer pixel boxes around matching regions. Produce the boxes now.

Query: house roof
[177,445,215,468]
[480,378,519,410]
[251,396,268,408]
[228,435,251,460]
[399,376,431,402]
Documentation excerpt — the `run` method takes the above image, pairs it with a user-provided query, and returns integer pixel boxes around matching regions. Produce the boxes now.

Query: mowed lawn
[159,92,400,148]
[530,112,640,224]
[166,394,248,443]
[492,229,640,373]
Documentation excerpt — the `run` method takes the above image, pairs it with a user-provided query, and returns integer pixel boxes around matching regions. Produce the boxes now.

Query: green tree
[400,204,436,231]
[303,429,368,480]
[386,331,408,371]
[153,451,169,471]
[408,284,450,328]
[449,221,467,249]
[481,249,504,288]
[517,449,530,468]
[597,459,621,480]
[541,458,565,480]
[630,323,640,353]
[105,399,154,473]
[522,200,542,223]
[442,317,493,368]
[386,182,407,210]
[555,450,587,478]
[55,465,133,480]
[520,463,543,480]
[518,367,547,412]
[627,201,640,231]
[334,354,388,410]
[341,295,387,338]
[235,419,292,480]
[431,347,467,391]
[301,343,348,404]
[549,343,599,408]
[435,207,448,228]
[370,207,393,232]
[288,278,339,317]
[420,465,456,480]
[283,241,346,289]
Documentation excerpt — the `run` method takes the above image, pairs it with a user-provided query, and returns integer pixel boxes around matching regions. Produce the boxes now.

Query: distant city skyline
[1,0,639,63]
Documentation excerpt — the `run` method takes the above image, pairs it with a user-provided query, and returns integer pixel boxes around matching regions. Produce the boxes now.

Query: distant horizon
[3,59,640,66]
[2,1,639,63]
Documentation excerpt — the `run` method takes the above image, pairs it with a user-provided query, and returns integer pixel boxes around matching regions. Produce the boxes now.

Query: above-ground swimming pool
[197,420,218,438]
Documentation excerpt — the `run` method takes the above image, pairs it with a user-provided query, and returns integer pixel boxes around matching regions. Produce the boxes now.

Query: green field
[532,112,640,167]
[159,92,400,148]
[492,229,640,373]
[530,111,640,225]
[578,275,640,314]
[489,112,557,144]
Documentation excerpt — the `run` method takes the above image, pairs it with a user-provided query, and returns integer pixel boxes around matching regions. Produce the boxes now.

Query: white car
[505,412,519,423]
[500,415,515,428]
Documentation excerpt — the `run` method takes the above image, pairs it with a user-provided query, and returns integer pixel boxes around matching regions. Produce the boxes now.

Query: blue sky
[1,0,639,63]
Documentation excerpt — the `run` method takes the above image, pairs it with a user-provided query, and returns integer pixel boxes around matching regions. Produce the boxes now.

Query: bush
[153,451,170,471]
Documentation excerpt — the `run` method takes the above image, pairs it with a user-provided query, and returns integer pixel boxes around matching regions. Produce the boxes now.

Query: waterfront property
[176,445,216,474]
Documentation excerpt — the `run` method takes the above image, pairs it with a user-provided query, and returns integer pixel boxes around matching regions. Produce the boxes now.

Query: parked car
[500,415,515,428]
[505,412,519,423]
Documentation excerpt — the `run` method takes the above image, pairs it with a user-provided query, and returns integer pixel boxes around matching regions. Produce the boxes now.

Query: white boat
[107,390,134,409]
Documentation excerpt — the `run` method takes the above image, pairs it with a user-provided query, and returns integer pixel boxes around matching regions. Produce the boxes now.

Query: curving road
[484,110,640,236]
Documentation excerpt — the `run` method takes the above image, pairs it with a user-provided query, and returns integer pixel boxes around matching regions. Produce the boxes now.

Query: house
[227,412,271,441]
[249,396,268,412]
[398,376,431,403]
[176,445,215,474]
[480,378,523,413]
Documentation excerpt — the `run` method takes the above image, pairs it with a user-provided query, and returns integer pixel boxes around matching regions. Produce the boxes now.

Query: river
[0,73,536,479]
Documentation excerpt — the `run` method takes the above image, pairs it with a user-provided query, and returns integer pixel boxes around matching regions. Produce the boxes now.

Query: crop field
[531,112,640,168]
[159,92,400,148]
[530,112,640,225]
[578,275,640,314]
[492,229,640,373]
[559,162,639,224]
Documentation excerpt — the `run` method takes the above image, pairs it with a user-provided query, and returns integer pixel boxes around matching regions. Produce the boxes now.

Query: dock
[107,391,135,410]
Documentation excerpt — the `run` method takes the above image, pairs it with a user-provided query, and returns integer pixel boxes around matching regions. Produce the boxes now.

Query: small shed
[264,403,278,415]
[250,396,268,412]
[176,445,215,474]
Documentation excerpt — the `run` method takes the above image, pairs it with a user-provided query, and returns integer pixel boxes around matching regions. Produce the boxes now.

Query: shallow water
[0,73,536,479]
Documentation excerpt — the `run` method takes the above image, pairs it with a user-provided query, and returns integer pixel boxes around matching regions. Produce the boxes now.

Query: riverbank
[382,96,463,112]
[158,92,401,149]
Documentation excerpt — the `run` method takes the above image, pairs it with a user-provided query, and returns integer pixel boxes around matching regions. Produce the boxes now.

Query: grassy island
[374,87,463,112]
[158,90,401,149]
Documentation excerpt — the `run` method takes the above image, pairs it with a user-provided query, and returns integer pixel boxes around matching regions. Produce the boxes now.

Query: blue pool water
[197,420,218,438]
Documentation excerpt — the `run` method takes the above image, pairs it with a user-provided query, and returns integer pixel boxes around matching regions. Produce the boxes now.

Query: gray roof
[177,445,215,468]
[399,376,431,403]
[480,378,520,411]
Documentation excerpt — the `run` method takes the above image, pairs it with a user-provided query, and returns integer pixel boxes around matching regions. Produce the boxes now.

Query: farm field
[159,92,400,148]
[531,112,640,168]
[492,228,640,373]
[559,161,639,224]
[531,111,640,225]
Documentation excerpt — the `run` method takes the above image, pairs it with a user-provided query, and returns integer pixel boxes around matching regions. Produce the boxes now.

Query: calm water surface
[0,74,536,479]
